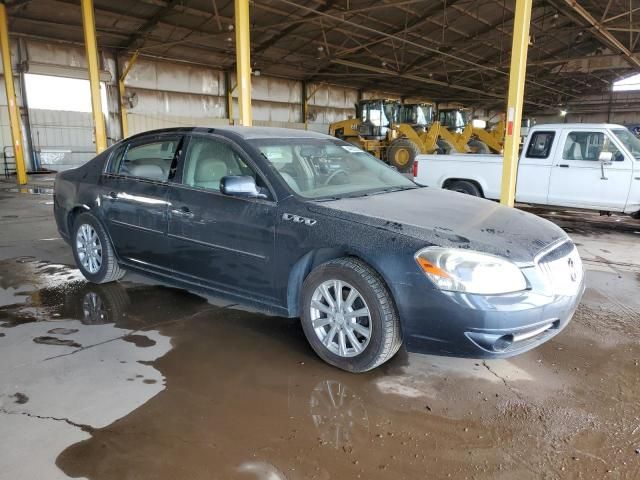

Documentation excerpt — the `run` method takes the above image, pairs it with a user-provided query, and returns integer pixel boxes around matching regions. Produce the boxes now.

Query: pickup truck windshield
[612,129,640,159]
[250,138,417,199]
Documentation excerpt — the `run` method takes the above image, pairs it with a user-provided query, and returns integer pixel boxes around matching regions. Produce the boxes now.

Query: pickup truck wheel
[446,180,482,197]
[300,258,402,373]
[388,138,420,172]
[72,213,126,284]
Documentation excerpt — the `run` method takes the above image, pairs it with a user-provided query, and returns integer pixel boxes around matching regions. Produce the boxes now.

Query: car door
[547,129,633,210]
[100,133,183,269]
[166,133,278,302]
[515,130,556,204]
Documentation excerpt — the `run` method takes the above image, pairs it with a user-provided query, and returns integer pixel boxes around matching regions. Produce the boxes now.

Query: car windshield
[612,128,640,159]
[249,138,417,200]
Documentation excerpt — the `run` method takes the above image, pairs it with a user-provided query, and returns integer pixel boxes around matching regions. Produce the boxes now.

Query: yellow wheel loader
[328,100,505,172]
[437,107,505,154]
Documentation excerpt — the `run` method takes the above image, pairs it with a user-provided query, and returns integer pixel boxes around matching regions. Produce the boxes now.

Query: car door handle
[557,164,569,168]
[171,206,194,218]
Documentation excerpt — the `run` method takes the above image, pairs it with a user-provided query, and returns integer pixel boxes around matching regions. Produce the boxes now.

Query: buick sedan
[54,127,585,372]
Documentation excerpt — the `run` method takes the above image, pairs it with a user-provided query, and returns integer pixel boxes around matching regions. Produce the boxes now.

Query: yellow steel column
[119,50,139,139]
[0,3,27,185]
[234,0,252,126]
[81,0,107,153]
[499,0,532,206]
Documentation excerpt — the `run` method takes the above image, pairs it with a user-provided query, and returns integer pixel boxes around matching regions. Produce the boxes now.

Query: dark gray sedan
[54,126,585,372]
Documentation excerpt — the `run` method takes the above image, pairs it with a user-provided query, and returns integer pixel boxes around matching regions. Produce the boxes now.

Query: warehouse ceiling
[6,0,640,112]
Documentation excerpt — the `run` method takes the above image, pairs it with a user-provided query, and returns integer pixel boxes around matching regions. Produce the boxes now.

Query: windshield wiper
[312,196,342,202]
[369,186,418,196]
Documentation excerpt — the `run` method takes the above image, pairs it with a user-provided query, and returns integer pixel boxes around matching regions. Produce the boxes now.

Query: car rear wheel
[72,212,126,284]
[446,180,482,197]
[300,257,402,372]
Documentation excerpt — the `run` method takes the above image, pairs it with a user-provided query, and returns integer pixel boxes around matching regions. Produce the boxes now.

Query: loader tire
[388,138,420,172]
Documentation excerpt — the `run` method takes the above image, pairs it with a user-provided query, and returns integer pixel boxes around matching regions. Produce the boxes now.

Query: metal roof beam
[556,0,640,69]
[121,0,181,49]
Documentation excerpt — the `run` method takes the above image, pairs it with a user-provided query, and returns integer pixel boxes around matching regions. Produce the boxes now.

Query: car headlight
[415,247,527,295]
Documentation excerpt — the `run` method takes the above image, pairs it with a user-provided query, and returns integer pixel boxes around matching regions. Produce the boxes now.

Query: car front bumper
[391,244,586,359]
[400,280,584,358]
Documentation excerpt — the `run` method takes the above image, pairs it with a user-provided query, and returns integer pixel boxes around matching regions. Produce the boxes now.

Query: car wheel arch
[285,247,392,318]
[442,178,485,197]
[68,207,121,261]
[67,205,91,237]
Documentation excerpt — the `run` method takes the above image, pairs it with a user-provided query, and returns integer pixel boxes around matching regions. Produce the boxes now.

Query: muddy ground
[1,178,639,480]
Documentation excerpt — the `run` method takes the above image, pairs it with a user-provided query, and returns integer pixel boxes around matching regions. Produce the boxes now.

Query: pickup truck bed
[413,123,640,216]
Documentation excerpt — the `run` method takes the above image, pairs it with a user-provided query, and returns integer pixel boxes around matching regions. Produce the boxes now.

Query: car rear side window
[110,140,179,181]
[525,131,555,158]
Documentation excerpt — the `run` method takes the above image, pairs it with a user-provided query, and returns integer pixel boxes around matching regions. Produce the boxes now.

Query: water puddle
[0,258,638,479]
[0,258,175,479]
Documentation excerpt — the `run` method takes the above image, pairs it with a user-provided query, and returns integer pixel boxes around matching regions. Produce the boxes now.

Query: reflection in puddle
[0,258,174,479]
[236,461,288,480]
[309,380,369,450]
[6,186,54,195]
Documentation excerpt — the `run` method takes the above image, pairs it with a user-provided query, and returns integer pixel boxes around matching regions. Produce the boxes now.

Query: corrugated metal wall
[6,38,640,176]
[0,39,370,174]
[29,109,95,171]
[123,60,354,136]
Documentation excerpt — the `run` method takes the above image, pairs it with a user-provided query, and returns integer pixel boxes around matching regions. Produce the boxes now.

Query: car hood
[309,187,567,264]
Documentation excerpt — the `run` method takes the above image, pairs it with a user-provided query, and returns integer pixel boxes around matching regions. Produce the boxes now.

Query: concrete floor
[1,176,640,480]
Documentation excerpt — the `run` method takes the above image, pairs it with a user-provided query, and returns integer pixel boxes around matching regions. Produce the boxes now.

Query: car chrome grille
[536,240,584,296]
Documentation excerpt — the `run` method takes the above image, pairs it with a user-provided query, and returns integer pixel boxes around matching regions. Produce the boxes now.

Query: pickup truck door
[547,129,632,211]
[515,130,556,204]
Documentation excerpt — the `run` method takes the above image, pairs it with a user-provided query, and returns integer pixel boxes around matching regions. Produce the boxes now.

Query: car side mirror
[598,151,613,164]
[220,175,267,199]
[598,151,613,180]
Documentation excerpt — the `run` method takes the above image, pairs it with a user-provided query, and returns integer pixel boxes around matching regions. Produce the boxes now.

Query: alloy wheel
[76,224,102,274]
[309,280,372,358]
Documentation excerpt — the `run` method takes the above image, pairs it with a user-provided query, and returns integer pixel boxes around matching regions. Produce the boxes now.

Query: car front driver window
[182,137,257,193]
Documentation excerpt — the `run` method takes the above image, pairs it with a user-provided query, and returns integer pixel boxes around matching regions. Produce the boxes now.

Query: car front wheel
[300,258,402,372]
[72,212,126,284]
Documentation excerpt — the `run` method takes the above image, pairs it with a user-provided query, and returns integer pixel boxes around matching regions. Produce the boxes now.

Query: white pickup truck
[413,123,640,217]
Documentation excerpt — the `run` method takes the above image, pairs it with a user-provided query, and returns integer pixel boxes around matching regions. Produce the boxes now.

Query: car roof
[127,125,333,141]
[531,123,627,130]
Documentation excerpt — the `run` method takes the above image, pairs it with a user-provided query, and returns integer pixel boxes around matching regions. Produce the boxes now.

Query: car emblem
[567,258,577,282]
[282,213,317,226]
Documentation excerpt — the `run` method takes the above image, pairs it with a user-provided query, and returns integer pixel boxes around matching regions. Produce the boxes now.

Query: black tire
[300,257,402,373]
[436,139,452,155]
[467,139,491,154]
[72,212,126,284]
[71,282,131,325]
[387,138,420,172]
[446,180,482,197]
[632,210,640,220]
